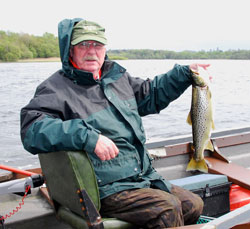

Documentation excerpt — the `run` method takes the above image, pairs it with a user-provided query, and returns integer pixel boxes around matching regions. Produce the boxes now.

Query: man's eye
[93,43,101,47]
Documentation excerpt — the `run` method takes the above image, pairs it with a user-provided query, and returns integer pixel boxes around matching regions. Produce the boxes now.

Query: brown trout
[186,73,215,173]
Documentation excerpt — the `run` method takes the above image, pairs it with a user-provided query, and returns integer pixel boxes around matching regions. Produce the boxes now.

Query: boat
[0,126,250,229]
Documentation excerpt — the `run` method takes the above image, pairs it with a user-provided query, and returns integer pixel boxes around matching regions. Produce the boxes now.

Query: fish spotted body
[186,74,215,173]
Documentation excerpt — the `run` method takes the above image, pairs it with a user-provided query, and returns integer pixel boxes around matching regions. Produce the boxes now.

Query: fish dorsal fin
[186,112,192,125]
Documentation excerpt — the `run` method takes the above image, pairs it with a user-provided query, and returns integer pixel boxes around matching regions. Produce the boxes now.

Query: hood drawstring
[69,57,80,69]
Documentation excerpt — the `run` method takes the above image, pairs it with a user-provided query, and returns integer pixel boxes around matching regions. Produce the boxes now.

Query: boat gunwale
[147,129,250,159]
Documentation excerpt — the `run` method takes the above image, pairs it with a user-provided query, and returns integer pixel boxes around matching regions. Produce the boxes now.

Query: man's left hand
[189,63,210,73]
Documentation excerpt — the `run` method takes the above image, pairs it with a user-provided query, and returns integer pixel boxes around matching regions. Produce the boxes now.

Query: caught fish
[186,73,215,173]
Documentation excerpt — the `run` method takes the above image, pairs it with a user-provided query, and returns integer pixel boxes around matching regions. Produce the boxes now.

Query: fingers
[190,63,210,72]
[94,135,119,161]
[190,63,213,84]
[198,63,210,70]
[104,143,118,160]
[189,63,199,72]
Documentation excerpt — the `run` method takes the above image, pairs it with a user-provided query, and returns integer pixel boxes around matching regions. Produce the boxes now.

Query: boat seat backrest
[39,151,100,218]
[39,151,137,229]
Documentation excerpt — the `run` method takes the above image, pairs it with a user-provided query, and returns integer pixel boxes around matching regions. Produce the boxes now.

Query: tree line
[1,30,250,62]
[0,30,59,61]
[107,49,250,60]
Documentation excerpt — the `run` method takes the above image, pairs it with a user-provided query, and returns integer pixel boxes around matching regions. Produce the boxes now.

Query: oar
[0,164,37,177]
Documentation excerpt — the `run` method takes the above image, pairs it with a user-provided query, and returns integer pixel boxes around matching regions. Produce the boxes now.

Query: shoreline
[17,57,61,63]
[1,57,250,64]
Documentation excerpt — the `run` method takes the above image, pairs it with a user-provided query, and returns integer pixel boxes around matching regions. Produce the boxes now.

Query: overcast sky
[1,0,249,51]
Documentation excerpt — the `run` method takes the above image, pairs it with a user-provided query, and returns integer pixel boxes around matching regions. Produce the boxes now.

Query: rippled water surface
[0,59,249,169]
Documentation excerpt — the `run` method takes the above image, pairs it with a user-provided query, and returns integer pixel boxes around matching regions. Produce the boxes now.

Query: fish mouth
[201,85,208,90]
[193,84,208,90]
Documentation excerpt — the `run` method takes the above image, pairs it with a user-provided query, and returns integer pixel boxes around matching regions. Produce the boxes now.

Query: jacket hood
[58,18,83,78]
[58,18,126,86]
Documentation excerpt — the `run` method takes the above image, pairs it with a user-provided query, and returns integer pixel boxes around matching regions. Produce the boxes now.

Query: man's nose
[86,46,96,53]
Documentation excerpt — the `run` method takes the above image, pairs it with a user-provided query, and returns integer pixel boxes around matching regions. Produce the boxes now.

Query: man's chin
[80,65,99,74]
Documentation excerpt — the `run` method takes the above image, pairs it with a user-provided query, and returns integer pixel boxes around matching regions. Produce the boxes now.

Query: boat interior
[1,127,250,228]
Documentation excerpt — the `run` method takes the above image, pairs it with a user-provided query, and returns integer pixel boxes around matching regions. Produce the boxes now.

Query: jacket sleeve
[20,85,99,155]
[128,64,193,116]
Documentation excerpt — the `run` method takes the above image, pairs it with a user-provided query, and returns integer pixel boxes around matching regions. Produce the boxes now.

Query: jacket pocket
[91,152,141,186]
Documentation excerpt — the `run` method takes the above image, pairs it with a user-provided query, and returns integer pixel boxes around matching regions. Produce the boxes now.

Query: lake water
[0,59,250,170]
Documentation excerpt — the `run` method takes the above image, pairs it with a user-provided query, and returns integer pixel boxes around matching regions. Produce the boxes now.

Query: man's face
[70,40,106,76]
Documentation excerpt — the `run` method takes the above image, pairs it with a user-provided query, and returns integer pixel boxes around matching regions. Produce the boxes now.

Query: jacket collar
[64,60,126,86]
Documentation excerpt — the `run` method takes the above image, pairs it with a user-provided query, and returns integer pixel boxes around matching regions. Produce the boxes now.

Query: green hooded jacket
[20,18,194,199]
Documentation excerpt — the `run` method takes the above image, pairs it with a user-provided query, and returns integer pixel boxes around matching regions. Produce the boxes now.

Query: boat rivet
[97,216,102,222]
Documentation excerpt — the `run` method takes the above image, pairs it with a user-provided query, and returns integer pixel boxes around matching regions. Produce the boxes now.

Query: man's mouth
[84,56,98,61]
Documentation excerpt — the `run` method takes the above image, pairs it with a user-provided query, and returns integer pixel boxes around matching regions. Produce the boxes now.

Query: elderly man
[21,18,206,228]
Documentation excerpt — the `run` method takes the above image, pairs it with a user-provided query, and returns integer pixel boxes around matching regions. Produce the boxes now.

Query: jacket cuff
[83,129,99,153]
[183,65,195,81]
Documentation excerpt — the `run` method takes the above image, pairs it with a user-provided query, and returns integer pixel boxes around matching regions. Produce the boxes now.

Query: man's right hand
[94,135,119,161]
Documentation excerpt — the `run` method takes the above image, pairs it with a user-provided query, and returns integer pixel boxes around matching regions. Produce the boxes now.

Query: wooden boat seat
[206,156,250,190]
[39,151,137,229]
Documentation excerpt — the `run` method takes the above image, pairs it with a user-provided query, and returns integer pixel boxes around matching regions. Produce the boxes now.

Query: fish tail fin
[186,157,197,171]
[206,140,214,152]
[187,112,192,125]
[186,158,208,173]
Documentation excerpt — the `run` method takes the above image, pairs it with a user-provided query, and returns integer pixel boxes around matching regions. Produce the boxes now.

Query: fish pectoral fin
[212,120,215,130]
[186,158,208,173]
[206,140,214,152]
[186,112,192,125]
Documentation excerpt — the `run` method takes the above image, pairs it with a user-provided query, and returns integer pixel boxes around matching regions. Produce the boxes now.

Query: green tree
[0,41,21,61]
[0,30,60,61]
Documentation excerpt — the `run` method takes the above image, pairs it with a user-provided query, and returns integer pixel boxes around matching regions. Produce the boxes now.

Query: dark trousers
[100,185,203,228]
